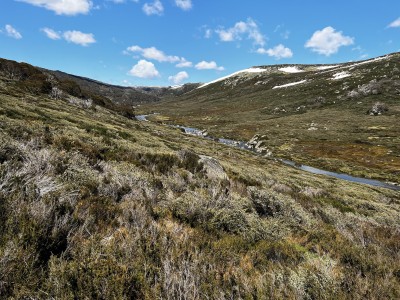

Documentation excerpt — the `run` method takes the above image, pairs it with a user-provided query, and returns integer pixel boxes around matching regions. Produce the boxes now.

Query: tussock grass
[0,85,399,299]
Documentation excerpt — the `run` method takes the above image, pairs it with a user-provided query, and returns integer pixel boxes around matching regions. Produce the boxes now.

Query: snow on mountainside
[273,80,308,89]
[196,53,396,91]
[278,66,304,73]
[198,67,267,89]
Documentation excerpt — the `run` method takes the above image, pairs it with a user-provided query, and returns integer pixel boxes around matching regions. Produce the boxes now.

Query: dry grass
[0,82,399,299]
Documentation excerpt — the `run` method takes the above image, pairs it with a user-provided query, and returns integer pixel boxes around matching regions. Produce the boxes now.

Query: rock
[199,155,228,180]
[348,79,382,99]
[264,150,273,157]
[367,102,388,116]
[246,134,270,152]
[256,141,265,148]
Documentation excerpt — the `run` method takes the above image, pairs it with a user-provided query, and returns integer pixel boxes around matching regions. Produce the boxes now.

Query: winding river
[136,114,400,191]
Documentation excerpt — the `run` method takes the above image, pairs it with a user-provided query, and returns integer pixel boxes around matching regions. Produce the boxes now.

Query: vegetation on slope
[142,53,400,183]
[46,69,160,105]
[0,68,399,299]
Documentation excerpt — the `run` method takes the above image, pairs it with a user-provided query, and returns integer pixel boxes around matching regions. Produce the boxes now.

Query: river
[136,114,400,191]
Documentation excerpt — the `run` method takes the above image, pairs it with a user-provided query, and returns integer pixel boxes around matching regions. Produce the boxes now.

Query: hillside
[141,52,400,183]
[135,83,201,98]
[0,57,164,108]
[0,55,399,299]
[46,69,160,105]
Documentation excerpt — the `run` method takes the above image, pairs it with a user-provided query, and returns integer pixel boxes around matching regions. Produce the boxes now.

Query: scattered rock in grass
[367,102,388,116]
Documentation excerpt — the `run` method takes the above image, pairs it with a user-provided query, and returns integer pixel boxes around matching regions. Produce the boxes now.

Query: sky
[0,0,399,87]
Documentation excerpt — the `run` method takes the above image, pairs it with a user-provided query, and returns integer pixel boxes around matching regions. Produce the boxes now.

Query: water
[136,115,400,191]
[281,160,400,191]
[135,115,149,121]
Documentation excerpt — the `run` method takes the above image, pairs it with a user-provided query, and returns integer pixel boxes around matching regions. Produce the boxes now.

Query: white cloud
[204,29,212,39]
[388,17,400,28]
[143,0,163,15]
[126,45,179,62]
[305,26,354,56]
[176,59,193,68]
[168,71,189,84]
[41,27,61,40]
[216,18,266,46]
[257,44,293,59]
[63,30,96,46]
[175,0,192,11]
[195,61,224,71]
[5,25,22,39]
[128,60,160,78]
[19,0,92,16]
[126,45,192,67]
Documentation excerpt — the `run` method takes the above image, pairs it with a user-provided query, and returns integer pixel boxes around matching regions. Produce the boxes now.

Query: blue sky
[1,0,399,86]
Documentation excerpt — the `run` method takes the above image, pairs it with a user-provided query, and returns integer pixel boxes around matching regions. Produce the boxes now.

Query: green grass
[0,61,399,299]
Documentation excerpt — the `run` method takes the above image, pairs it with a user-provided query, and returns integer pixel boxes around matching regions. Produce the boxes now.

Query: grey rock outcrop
[246,134,272,155]
[199,155,228,180]
[367,102,388,116]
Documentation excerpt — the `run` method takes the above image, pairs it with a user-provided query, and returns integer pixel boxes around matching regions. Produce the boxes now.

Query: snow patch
[278,66,303,73]
[316,65,338,70]
[273,80,307,89]
[346,56,389,69]
[198,67,266,89]
[332,72,351,80]
[170,85,183,90]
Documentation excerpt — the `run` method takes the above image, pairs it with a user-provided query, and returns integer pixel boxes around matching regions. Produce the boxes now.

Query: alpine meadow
[0,1,400,299]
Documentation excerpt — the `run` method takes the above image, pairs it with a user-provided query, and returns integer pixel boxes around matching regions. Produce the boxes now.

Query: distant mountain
[135,83,201,98]
[0,58,159,106]
[45,69,160,105]
[146,52,400,126]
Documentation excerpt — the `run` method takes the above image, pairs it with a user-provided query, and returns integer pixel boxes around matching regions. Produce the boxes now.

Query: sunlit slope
[142,52,400,182]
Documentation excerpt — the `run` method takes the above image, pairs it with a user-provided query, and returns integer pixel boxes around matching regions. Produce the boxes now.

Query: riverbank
[136,114,400,191]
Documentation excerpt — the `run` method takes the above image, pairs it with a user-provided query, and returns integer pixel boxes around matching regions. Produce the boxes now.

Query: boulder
[367,102,388,116]
[199,155,228,180]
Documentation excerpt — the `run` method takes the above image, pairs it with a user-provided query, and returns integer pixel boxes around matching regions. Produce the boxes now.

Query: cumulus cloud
[176,59,193,68]
[175,0,192,11]
[126,45,192,67]
[41,27,96,47]
[5,25,22,39]
[305,26,354,56]
[41,27,61,40]
[143,0,163,15]
[168,71,189,84]
[195,61,224,71]
[128,59,160,78]
[388,17,400,28]
[216,18,266,46]
[126,45,180,62]
[19,0,92,16]
[63,30,96,46]
[257,44,293,59]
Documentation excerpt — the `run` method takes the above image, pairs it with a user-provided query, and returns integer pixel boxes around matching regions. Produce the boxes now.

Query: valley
[0,55,399,299]
[140,53,400,183]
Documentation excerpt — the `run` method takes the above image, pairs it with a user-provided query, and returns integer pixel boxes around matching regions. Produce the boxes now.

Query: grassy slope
[0,73,399,299]
[141,53,400,182]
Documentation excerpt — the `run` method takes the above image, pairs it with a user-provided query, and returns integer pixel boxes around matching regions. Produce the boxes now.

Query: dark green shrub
[178,150,203,173]
[60,80,82,98]
[19,73,52,94]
